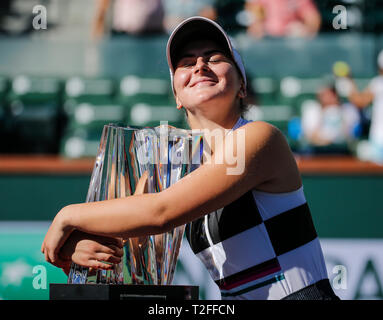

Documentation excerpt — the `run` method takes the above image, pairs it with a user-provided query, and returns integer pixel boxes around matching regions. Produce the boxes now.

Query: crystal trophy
[67,123,204,285]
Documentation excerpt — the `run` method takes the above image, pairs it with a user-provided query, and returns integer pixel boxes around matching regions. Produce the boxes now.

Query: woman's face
[173,39,244,115]
[317,87,339,108]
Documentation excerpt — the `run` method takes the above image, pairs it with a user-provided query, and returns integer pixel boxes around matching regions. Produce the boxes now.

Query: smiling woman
[41,16,340,300]
[173,40,245,124]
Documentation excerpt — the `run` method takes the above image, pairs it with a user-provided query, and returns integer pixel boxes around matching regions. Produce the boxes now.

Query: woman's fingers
[98,244,124,258]
[44,243,67,266]
[45,246,64,267]
[95,252,122,265]
[48,252,55,264]
[47,246,58,264]
[43,245,55,264]
[44,248,50,264]
[71,249,122,269]
[88,259,114,270]
[103,237,124,249]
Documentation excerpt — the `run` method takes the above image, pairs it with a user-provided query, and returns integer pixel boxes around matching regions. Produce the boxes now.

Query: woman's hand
[41,170,148,269]
[59,230,124,270]
[41,206,75,266]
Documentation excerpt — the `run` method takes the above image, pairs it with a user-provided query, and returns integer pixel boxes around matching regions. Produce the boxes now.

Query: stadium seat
[126,97,187,129]
[6,75,62,153]
[60,127,106,159]
[63,77,122,130]
[64,77,117,103]
[63,99,126,130]
[60,103,128,158]
[0,76,10,152]
[244,104,294,135]
[63,76,122,130]
[117,75,171,103]
[60,76,125,158]
[244,76,319,135]
[117,75,186,129]
[251,77,279,105]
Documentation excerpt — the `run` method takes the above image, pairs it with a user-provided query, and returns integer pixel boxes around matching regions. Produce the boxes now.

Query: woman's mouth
[190,78,217,87]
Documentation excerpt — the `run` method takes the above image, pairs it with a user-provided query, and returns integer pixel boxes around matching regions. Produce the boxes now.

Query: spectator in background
[212,0,248,34]
[245,0,321,39]
[301,86,360,153]
[92,0,165,39]
[163,0,217,34]
[348,50,383,164]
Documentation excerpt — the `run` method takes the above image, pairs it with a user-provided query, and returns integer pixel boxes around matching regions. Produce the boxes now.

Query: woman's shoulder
[238,120,285,147]
[239,119,279,131]
[236,120,301,191]
[241,120,277,129]
[226,120,291,171]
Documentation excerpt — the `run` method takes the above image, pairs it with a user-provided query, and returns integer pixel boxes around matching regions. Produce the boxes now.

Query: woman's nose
[194,57,209,73]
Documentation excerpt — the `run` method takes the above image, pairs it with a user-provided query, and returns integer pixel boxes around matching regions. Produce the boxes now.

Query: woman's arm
[348,78,374,108]
[42,122,295,263]
[349,89,374,108]
[91,0,110,40]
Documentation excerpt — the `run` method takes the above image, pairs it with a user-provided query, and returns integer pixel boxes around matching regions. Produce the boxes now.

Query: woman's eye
[178,60,195,67]
[209,56,225,63]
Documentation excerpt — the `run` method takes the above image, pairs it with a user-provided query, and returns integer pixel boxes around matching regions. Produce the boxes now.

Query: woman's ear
[238,81,247,99]
[175,96,183,110]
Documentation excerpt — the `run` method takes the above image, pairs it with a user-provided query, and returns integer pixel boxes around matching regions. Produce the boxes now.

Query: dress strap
[232,117,252,131]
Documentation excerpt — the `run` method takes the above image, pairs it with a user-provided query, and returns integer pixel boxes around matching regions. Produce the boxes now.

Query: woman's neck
[186,112,242,155]
[187,111,241,132]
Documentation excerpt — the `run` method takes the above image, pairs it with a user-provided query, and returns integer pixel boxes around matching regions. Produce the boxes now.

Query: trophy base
[49,284,199,300]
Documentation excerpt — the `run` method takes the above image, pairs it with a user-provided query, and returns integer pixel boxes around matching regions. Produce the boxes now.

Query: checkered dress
[185,118,329,299]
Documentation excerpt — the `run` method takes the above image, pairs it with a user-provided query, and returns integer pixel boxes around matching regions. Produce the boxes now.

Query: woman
[42,17,339,300]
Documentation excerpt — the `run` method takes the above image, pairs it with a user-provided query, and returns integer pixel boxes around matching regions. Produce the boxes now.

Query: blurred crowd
[0,0,383,164]
[1,0,324,39]
[281,51,383,164]
[90,0,321,39]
